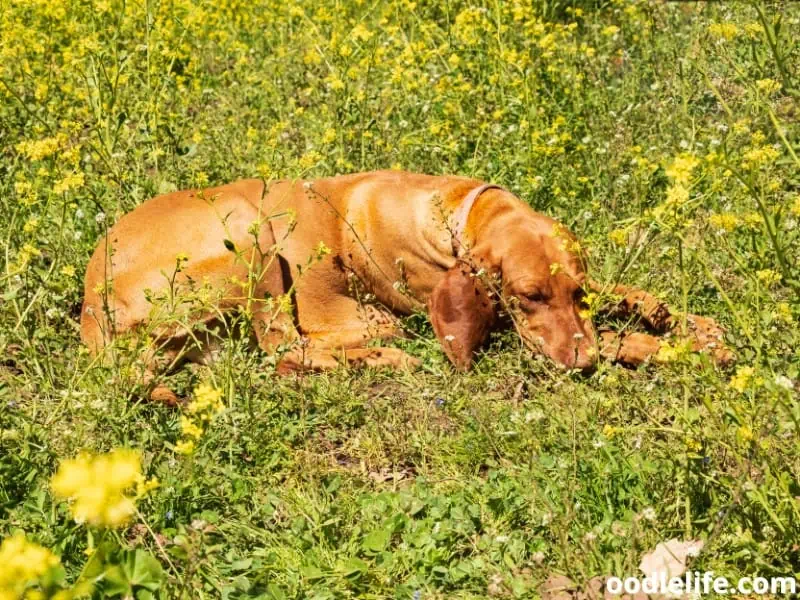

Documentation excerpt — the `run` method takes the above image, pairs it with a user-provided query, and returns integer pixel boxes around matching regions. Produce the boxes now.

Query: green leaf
[266,583,287,600]
[337,557,369,578]
[128,549,165,591]
[362,528,390,552]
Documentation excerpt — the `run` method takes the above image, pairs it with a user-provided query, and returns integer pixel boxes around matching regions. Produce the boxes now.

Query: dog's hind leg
[276,345,420,374]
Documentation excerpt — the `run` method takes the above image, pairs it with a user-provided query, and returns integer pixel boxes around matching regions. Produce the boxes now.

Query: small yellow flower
[665,154,699,185]
[174,440,195,455]
[601,25,620,37]
[790,196,800,217]
[665,184,689,206]
[0,532,60,590]
[708,22,739,41]
[608,228,628,246]
[51,449,143,528]
[53,172,85,195]
[549,262,562,275]
[776,302,792,324]
[756,78,781,95]
[180,415,204,440]
[685,438,702,453]
[744,22,763,39]
[60,265,76,278]
[708,213,739,232]
[23,218,39,233]
[729,366,755,393]
[736,424,753,444]
[314,241,331,259]
[756,269,781,287]
[321,128,337,144]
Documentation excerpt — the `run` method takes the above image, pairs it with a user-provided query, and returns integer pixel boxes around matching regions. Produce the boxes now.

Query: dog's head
[497,219,596,370]
[429,200,597,371]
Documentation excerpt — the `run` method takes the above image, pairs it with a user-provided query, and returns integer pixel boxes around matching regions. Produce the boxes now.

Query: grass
[1,0,799,597]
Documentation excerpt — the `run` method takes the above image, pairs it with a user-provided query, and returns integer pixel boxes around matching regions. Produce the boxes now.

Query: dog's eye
[524,292,544,303]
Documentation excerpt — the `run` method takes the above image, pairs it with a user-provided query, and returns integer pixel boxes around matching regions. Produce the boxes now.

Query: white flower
[532,551,546,563]
[775,375,794,390]
[75,208,84,219]
[95,212,106,224]
[641,506,656,521]
[495,535,509,543]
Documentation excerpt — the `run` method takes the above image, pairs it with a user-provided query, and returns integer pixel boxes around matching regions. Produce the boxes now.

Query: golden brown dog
[81,171,727,403]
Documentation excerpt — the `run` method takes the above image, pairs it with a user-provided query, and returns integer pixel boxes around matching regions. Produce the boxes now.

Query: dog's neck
[456,188,520,268]
[450,184,503,256]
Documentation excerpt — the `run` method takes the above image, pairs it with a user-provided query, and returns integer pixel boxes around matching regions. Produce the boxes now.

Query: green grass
[1,0,799,597]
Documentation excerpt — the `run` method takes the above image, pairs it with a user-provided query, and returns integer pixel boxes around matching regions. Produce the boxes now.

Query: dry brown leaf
[639,538,704,580]
[541,575,578,600]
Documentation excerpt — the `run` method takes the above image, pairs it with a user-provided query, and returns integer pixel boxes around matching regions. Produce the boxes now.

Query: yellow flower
[314,241,331,259]
[321,128,337,144]
[60,265,76,278]
[51,449,142,528]
[708,213,739,232]
[756,269,781,287]
[53,172,84,195]
[174,439,195,455]
[180,415,204,440]
[665,154,699,185]
[756,78,781,95]
[708,22,739,41]
[741,145,780,170]
[0,532,60,593]
[15,134,66,160]
[665,184,689,206]
[744,22,763,39]
[351,23,373,42]
[601,25,620,37]
[549,262,562,275]
[790,196,800,217]
[608,228,628,246]
[736,424,753,444]
[299,150,322,169]
[685,438,702,453]
[776,302,792,324]
[729,366,755,393]
[23,218,39,233]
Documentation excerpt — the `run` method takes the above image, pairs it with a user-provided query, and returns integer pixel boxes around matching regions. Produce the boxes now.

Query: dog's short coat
[81,171,728,403]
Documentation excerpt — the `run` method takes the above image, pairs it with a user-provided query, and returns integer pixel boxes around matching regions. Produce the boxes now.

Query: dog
[81,171,728,403]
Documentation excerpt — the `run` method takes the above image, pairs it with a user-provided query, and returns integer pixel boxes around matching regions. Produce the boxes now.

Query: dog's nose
[572,354,597,373]
[559,344,597,373]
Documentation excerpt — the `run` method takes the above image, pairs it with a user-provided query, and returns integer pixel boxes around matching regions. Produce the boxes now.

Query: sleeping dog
[81,171,728,403]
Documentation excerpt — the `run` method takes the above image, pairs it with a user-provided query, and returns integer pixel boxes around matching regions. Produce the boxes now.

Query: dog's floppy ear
[428,262,495,371]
